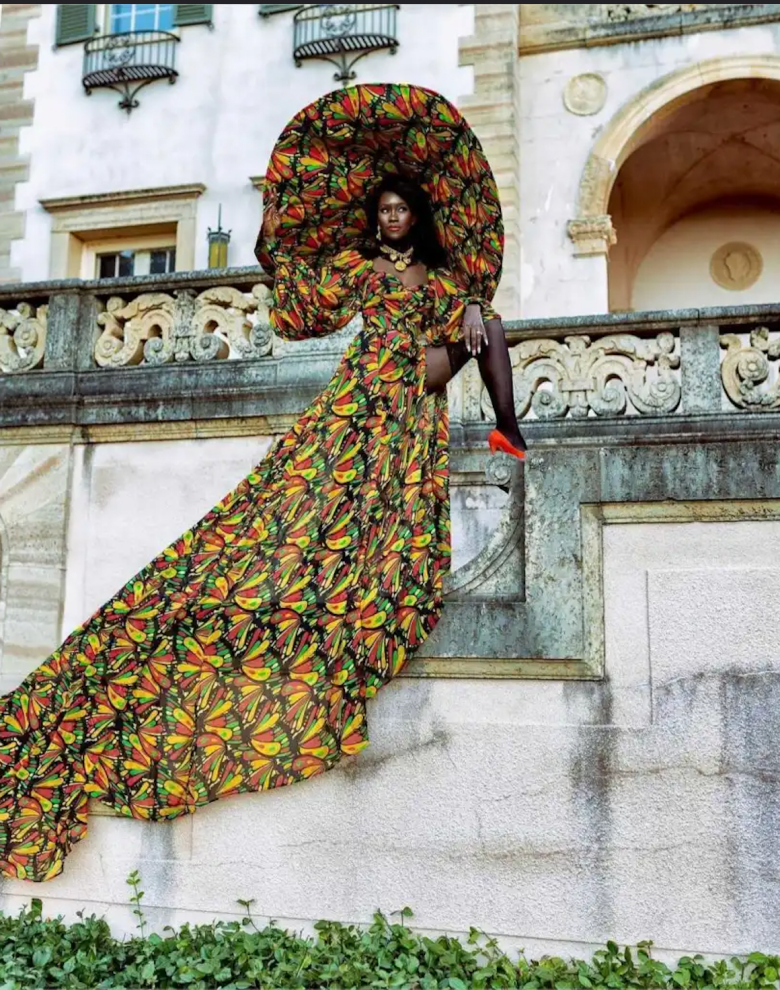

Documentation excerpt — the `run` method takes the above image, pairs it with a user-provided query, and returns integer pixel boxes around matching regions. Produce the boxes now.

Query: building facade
[2,1,780,960]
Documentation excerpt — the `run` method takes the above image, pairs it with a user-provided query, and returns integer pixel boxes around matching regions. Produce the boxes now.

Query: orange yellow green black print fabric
[256,83,504,306]
[0,247,492,881]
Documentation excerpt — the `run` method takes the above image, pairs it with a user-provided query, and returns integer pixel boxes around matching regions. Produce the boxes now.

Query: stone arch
[568,55,780,257]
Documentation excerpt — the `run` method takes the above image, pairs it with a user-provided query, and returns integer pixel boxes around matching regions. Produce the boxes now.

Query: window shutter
[55,4,96,46]
[172,4,214,27]
[259,4,303,16]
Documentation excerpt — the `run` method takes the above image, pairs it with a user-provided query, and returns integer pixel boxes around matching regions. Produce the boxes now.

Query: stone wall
[518,22,780,317]
[0,4,40,283]
[2,266,780,955]
[459,4,521,317]
[519,4,780,53]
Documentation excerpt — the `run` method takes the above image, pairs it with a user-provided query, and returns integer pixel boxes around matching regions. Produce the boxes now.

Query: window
[150,247,176,274]
[98,250,135,278]
[40,184,204,279]
[109,4,174,33]
[96,246,176,278]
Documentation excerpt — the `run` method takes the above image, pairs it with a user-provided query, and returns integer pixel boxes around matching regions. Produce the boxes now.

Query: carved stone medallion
[564,73,608,116]
[710,242,763,292]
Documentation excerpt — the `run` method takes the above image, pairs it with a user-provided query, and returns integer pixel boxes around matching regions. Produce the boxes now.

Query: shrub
[0,880,777,989]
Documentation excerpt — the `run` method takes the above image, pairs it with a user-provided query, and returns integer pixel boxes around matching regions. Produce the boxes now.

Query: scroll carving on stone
[721,327,780,411]
[94,284,274,368]
[482,332,682,421]
[0,302,47,374]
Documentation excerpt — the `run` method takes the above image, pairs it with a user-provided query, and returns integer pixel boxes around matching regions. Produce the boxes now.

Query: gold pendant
[395,260,407,272]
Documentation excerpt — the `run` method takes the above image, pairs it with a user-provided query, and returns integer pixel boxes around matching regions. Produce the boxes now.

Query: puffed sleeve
[269,249,372,342]
[430,268,499,344]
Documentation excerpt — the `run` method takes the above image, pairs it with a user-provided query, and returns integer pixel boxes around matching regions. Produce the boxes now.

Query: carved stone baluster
[0,302,47,374]
[482,331,682,422]
[95,283,276,367]
[95,293,175,368]
[721,327,780,411]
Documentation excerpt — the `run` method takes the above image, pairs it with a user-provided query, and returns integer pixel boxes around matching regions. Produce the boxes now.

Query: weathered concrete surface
[3,497,780,959]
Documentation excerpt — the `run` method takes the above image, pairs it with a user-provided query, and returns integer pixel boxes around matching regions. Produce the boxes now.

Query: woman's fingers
[464,318,486,355]
[263,204,281,237]
[262,191,282,237]
[471,322,482,356]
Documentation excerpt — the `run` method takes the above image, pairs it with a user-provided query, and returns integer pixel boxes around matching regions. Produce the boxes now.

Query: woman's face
[377,191,416,243]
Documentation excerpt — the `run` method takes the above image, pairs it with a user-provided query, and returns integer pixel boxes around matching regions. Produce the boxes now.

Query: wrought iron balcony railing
[83,30,179,115]
[293,3,399,82]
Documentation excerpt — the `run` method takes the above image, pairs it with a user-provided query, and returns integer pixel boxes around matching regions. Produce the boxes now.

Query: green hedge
[0,882,779,989]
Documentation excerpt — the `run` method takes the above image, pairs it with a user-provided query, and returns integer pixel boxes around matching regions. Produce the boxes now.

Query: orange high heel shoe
[488,429,526,462]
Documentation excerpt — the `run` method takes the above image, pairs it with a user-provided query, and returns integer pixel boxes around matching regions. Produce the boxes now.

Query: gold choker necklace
[380,243,414,273]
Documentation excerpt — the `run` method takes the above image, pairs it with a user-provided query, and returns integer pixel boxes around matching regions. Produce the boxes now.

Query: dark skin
[262,190,489,355]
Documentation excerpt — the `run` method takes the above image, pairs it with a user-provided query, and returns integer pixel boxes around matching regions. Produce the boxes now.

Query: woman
[0,85,525,883]
[262,173,526,456]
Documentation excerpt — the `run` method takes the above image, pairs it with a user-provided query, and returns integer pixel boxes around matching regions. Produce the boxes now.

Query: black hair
[359,174,448,269]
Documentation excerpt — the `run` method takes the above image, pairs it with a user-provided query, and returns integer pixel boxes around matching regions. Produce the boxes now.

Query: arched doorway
[571,57,780,312]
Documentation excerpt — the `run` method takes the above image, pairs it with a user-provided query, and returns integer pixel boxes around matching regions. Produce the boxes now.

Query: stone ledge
[519,3,780,54]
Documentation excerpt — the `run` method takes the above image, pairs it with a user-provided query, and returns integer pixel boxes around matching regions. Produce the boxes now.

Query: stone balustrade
[2,268,780,433]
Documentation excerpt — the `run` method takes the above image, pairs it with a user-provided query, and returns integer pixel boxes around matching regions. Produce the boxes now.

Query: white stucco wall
[11,7,780,318]
[4,475,780,961]
[13,3,475,280]
[518,21,780,319]
[632,205,780,311]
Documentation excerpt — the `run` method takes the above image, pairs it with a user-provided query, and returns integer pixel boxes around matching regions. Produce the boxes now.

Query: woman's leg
[478,318,526,451]
[424,343,470,394]
[425,319,526,452]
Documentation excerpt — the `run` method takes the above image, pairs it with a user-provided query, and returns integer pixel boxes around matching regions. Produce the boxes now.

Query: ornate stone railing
[720,326,780,411]
[94,282,274,367]
[0,300,47,374]
[491,330,681,421]
[1,268,780,437]
[2,269,779,683]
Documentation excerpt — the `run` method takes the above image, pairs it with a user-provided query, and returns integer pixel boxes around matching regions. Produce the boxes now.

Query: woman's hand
[462,303,488,356]
[261,191,282,240]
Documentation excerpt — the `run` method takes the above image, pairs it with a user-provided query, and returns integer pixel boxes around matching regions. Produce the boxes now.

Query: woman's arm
[431,269,497,354]
[257,194,369,341]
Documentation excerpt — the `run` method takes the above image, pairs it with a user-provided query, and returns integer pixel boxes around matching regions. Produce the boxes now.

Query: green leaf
[32,946,52,967]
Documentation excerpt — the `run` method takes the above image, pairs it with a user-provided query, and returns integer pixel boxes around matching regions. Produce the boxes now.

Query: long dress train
[0,249,494,881]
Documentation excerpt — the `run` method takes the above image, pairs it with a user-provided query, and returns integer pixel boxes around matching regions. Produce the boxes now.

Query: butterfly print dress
[0,248,498,881]
[0,82,504,881]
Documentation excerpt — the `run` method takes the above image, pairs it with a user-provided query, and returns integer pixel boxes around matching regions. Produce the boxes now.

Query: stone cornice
[519,4,780,55]
[39,184,207,214]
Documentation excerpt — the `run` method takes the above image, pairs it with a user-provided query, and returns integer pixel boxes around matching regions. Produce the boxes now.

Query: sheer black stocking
[425,318,526,452]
